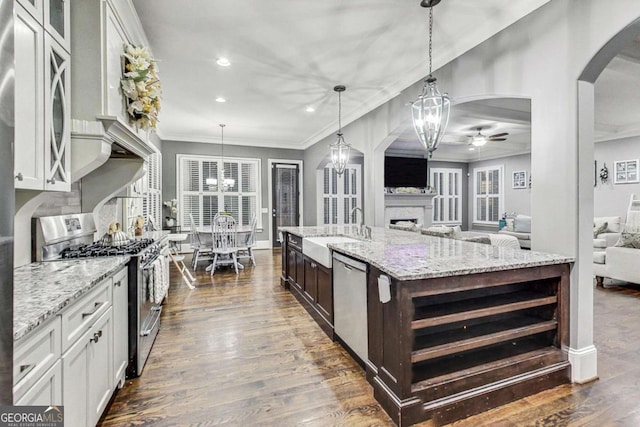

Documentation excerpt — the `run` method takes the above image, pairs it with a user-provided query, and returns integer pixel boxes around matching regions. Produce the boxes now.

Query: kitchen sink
[302,236,359,268]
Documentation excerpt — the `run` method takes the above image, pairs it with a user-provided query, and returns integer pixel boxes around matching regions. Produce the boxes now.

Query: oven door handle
[140,305,162,337]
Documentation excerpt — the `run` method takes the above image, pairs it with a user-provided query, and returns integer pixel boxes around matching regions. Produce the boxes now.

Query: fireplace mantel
[384,193,437,207]
[384,193,437,227]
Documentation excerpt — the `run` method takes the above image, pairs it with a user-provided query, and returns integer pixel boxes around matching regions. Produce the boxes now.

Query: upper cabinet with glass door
[17,0,70,52]
[14,1,71,191]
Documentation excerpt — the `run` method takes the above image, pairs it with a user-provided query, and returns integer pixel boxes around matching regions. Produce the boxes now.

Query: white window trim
[317,163,362,226]
[176,154,262,229]
[430,167,462,225]
[267,159,303,247]
[473,164,504,225]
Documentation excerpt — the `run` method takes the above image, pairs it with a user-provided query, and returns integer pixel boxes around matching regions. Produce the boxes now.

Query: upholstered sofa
[420,225,520,249]
[498,214,531,249]
[592,215,640,286]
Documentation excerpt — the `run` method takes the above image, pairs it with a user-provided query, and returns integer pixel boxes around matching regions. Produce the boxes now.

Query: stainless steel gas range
[34,213,169,378]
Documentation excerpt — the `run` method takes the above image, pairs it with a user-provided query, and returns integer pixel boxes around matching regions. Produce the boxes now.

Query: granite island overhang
[279,226,574,426]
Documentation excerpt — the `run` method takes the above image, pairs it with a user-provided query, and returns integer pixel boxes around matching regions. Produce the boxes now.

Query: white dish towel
[150,256,170,304]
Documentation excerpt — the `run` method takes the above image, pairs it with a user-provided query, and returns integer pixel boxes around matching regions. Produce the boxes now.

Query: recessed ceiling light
[215,97,226,103]
[305,106,315,113]
[468,147,475,151]
[216,57,231,67]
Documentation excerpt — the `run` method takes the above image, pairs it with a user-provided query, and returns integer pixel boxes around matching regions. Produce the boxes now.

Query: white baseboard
[254,240,271,250]
[566,344,598,383]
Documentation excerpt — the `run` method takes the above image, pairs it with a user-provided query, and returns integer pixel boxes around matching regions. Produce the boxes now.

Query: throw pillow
[514,215,532,233]
[464,236,491,245]
[421,226,454,238]
[504,218,515,232]
[593,221,609,238]
[615,232,640,249]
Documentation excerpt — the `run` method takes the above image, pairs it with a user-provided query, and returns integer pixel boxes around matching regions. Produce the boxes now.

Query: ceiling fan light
[411,78,450,156]
[471,135,487,147]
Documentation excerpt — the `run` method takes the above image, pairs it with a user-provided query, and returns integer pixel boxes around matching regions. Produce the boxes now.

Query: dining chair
[209,214,241,275]
[188,213,213,270]
[237,214,257,266]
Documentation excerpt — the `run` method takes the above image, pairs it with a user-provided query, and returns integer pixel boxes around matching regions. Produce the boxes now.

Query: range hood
[71,115,155,214]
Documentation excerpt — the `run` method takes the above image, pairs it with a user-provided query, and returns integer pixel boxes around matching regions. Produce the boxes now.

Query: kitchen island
[279,226,574,426]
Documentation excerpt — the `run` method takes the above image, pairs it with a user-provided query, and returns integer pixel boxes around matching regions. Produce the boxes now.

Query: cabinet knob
[15,173,23,181]
[114,280,122,287]
[47,177,56,184]
[90,332,100,344]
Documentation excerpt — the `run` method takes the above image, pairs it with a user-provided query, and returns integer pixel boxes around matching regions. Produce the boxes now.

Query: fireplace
[384,193,437,227]
[390,218,417,224]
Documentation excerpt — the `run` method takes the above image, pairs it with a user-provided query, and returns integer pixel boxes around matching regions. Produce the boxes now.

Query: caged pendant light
[329,85,350,176]
[410,0,450,158]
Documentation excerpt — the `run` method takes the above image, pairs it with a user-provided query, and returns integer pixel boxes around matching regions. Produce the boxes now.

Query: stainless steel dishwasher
[332,252,368,363]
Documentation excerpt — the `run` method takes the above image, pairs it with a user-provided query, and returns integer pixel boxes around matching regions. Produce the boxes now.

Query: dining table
[197,225,254,272]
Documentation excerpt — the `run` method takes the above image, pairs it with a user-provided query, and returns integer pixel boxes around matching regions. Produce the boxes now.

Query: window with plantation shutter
[142,152,162,229]
[317,164,361,225]
[473,165,504,224]
[177,154,261,229]
[431,168,462,225]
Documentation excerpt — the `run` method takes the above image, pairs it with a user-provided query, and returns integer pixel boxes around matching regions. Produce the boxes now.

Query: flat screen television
[384,156,428,188]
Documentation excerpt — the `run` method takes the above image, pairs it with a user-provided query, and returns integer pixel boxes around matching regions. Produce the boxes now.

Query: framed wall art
[512,170,527,189]
[614,160,639,184]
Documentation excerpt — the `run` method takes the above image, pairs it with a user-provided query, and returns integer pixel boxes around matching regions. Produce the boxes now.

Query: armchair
[594,195,640,286]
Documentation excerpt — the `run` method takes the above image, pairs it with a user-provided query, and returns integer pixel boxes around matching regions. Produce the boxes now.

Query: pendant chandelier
[410,0,450,158]
[330,85,350,176]
[205,124,235,190]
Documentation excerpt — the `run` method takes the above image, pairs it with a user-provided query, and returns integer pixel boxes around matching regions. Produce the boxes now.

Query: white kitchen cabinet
[63,307,113,427]
[112,267,128,388]
[44,0,70,52]
[87,308,114,427]
[14,4,45,190]
[13,316,61,403]
[16,0,43,25]
[14,2,71,192]
[15,360,62,406]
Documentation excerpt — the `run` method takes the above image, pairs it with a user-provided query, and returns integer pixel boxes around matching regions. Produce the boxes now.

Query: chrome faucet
[350,207,371,239]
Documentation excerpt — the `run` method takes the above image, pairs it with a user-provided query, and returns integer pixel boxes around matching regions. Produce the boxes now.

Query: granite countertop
[278,226,574,281]
[13,257,130,341]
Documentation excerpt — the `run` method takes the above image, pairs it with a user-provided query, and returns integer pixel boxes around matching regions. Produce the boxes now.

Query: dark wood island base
[366,263,571,426]
[279,228,573,426]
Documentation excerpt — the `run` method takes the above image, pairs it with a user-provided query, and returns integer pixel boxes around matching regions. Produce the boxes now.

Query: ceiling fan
[468,127,509,147]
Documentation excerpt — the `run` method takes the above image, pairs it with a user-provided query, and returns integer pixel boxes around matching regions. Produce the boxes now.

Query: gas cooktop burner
[60,238,155,258]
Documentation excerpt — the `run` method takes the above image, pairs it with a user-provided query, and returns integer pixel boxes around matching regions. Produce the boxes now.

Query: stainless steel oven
[127,243,165,378]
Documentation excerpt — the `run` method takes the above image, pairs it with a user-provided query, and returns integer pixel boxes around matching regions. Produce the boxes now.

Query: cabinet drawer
[287,233,302,251]
[14,360,62,406]
[13,316,61,393]
[61,278,111,353]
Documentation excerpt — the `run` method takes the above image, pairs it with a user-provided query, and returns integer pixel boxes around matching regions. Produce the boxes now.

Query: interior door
[272,163,300,247]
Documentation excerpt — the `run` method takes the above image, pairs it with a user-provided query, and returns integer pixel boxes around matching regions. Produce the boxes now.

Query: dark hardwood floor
[99,251,640,426]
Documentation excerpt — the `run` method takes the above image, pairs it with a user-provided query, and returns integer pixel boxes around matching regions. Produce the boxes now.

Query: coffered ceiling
[133,0,552,149]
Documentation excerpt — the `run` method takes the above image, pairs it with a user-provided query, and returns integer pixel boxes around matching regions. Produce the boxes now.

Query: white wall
[594,136,640,218]
[303,0,640,382]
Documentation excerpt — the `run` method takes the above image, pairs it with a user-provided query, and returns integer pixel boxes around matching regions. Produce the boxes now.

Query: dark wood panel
[303,257,317,302]
[316,263,332,323]
[411,320,558,363]
[412,292,557,329]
